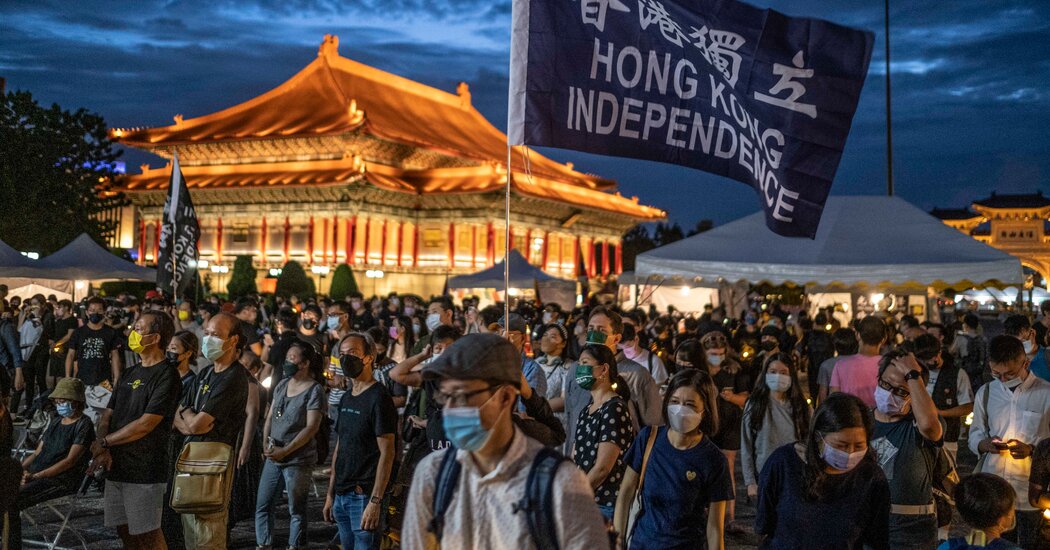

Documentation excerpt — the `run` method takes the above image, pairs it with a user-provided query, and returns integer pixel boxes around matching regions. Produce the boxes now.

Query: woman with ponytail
[755,393,890,549]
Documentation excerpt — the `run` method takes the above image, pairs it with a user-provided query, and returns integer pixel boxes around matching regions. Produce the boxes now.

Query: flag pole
[171,153,179,299]
[884,0,894,197]
[505,148,511,326]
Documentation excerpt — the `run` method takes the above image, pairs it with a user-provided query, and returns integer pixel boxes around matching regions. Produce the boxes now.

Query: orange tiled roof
[123,158,664,220]
[113,34,615,192]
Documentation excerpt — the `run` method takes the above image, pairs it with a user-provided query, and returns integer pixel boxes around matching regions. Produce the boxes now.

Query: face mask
[301,319,316,330]
[622,345,640,360]
[766,372,792,392]
[821,437,866,472]
[542,312,552,324]
[426,313,443,332]
[88,313,104,325]
[340,354,365,379]
[1001,375,1024,390]
[667,403,702,433]
[201,335,229,362]
[56,402,74,418]
[351,300,363,310]
[574,324,585,336]
[194,315,204,325]
[1023,340,1035,355]
[128,330,151,354]
[404,306,415,317]
[760,341,777,352]
[706,353,725,367]
[575,364,596,390]
[390,298,400,307]
[389,326,399,340]
[282,362,299,378]
[874,385,910,415]
[586,330,607,346]
[165,350,182,365]
[443,406,492,451]
[745,315,757,325]
[326,315,342,332]
[412,323,421,336]
[178,310,191,322]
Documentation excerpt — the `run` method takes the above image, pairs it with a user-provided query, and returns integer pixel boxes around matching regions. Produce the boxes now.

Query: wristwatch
[904,370,922,383]
[369,496,382,505]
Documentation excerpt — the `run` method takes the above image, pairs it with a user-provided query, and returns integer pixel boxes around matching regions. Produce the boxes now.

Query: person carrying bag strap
[617,425,659,550]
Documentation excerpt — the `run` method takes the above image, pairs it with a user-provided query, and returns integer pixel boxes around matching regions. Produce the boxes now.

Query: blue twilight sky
[2,0,1048,228]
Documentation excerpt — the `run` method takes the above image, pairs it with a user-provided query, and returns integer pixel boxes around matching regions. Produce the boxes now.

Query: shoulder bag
[624,426,660,550]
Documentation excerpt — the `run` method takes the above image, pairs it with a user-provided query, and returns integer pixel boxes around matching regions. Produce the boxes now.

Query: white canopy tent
[636,196,1023,320]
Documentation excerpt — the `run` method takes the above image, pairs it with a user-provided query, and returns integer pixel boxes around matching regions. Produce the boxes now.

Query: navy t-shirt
[624,426,734,549]
[756,444,890,550]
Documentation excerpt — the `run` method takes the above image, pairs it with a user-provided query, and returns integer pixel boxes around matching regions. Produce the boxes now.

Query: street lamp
[365,269,384,296]
[311,265,331,294]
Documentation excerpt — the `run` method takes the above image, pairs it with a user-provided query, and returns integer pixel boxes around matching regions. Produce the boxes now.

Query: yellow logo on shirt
[686,470,697,481]
[130,379,142,390]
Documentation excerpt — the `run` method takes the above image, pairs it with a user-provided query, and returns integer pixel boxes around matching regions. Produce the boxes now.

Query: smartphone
[992,439,1011,451]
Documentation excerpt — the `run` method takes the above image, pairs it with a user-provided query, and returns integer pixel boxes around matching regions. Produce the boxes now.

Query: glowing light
[197,259,209,269]
[261,376,273,389]
[311,265,330,275]
[871,293,885,303]
[74,280,87,290]
[679,286,690,296]
[825,324,833,331]
[742,351,750,358]
[365,270,385,278]
[210,265,229,273]
[806,398,812,405]
[1043,509,1050,521]
[508,288,521,297]
[964,412,974,426]
[269,268,283,277]
[20,251,39,260]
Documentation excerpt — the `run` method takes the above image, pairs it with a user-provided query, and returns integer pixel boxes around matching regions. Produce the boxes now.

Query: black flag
[157,154,200,298]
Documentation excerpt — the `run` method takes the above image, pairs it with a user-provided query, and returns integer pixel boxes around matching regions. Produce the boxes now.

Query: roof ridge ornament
[319,34,340,58]
[456,82,471,108]
[173,114,184,126]
[347,99,365,125]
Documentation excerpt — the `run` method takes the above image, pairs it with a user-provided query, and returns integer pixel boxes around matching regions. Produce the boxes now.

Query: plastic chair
[20,473,94,550]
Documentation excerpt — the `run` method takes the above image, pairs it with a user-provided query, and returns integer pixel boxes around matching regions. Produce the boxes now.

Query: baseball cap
[423,333,522,388]
[498,313,527,333]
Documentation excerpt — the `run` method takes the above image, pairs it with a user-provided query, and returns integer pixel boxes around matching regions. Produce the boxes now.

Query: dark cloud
[2,0,1047,226]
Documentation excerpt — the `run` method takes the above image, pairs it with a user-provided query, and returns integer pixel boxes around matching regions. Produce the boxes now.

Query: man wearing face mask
[870,351,943,549]
[175,299,204,342]
[911,334,972,462]
[325,302,353,422]
[91,310,181,549]
[403,333,607,549]
[969,335,1050,548]
[1003,314,1050,383]
[347,292,375,331]
[323,332,397,550]
[266,308,303,388]
[67,297,123,424]
[174,313,251,548]
[619,323,668,386]
[831,316,887,408]
[411,297,454,356]
[499,313,547,403]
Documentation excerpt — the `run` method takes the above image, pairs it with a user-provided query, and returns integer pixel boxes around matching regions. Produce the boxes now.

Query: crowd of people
[1,281,1050,549]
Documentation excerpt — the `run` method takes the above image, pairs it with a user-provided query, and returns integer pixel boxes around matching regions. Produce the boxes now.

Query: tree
[687,219,714,236]
[328,264,359,301]
[275,261,315,300]
[620,224,655,272]
[0,90,126,253]
[226,255,257,299]
[653,222,685,246]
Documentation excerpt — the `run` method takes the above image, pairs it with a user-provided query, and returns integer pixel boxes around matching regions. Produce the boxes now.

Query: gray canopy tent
[448,250,576,308]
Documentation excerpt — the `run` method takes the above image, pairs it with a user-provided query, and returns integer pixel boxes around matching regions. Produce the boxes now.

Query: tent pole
[505,148,511,325]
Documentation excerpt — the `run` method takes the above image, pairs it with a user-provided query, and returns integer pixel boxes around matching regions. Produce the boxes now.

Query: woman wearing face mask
[12,378,94,548]
[572,343,635,521]
[614,369,733,549]
[756,393,890,550]
[538,323,572,427]
[388,315,416,363]
[161,331,199,549]
[255,341,324,549]
[741,353,811,500]
[698,331,750,534]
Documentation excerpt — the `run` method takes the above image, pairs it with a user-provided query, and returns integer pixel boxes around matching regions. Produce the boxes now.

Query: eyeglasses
[877,378,909,398]
[434,385,501,408]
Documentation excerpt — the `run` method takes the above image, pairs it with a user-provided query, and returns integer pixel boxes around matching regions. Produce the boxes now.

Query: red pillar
[587,239,596,278]
[380,219,388,266]
[412,224,420,267]
[137,219,146,264]
[448,222,456,268]
[396,221,404,267]
[471,225,478,268]
[487,222,495,266]
[541,231,549,270]
[215,217,223,264]
[282,216,291,263]
[601,240,610,277]
[332,215,338,263]
[615,242,623,274]
[260,217,268,261]
[347,217,356,265]
[573,235,580,275]
[307,216,315,264]
[363,218,371,264]
[525,228,532,263]
[322,218,329,264]
[152,220,160,264]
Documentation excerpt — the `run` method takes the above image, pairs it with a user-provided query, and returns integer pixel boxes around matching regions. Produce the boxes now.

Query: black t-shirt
[334,383,397,495]
[711,366,749,451]
[1030,439,1050,490]
[185,364,250,447]
[52,317,78,354]
[32,415,94,489]
[70,325,122,385]
[106,360,180,483]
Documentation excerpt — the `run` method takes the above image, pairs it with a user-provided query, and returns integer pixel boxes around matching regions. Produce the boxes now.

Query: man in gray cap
[499,313,547,402]
[402,333,606,548]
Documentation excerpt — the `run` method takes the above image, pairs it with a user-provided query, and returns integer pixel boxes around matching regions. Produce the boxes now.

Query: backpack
[429,446,568,549]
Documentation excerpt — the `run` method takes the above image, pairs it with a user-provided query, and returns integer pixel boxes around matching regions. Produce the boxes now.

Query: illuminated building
[110,35,664,295]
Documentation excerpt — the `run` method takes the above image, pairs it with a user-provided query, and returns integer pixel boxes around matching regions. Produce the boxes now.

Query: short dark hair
[878,350,929,384]
[179,299,197,311]
[140,310,176,350]
[431,324,462,343]
[429,296,453,312]
[302,304,323,319]
[954,473,1016,530]
[234,297,257,313]
[275,308,298,331]
[86,297,106,310]
[832,328,859,356]
[963,312,980,330]
[899,315,920,330]
[288,340,317,366]
[57,299,73,310]
[479,305,502,328]
[621,323,638,342]
[198,302,220,316]
[580,343,619,381]
[329,301,351,315]
[367,326,389,349]
[1003,314,1031,337]
[909,334,942,361]
[856,316,886,346]
[588,306,624,336]
[989,334,1025,365]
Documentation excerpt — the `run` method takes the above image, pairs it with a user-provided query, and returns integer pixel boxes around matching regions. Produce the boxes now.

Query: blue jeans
[333,492,377,550]
[598,504,615,521]
[255,459,311,547]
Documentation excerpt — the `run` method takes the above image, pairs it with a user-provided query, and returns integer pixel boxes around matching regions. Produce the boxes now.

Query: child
[938,473,1022,550]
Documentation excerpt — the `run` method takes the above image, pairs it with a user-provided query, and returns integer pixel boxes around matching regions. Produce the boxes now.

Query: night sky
[2,0,1048,228]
